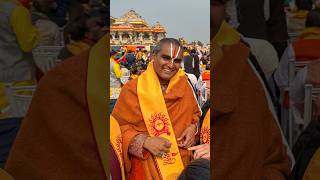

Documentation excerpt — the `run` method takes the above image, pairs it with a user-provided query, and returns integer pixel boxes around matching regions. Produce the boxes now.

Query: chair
[4,84,36,117]
[288,32,300,43]
[186,73,198,88]
[32,46,63,73]
[304,84,320,127]
[285,59,319,147]
[196,80,208,108]
[110,88,121,100]
[58,27,65,46]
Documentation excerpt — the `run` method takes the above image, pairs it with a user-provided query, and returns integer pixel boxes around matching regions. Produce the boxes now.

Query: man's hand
[143,136,171,157]
[177,124,197,148]
[188,144,210,160]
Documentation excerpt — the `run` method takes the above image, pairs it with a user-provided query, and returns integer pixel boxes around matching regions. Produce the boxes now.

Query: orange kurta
[112,75,201,180]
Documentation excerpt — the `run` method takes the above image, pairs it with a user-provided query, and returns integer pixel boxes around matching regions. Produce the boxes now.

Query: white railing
[4,83,36,117]
[285,59,317,147]
[304,84,320,127]
[32,46,63,73]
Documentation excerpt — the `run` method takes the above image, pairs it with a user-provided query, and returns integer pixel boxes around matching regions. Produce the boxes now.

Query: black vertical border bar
[210,1,214,179]
[106,0,111,178]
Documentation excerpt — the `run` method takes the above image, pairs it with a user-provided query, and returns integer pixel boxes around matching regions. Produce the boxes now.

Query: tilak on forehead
[170,43,181,61]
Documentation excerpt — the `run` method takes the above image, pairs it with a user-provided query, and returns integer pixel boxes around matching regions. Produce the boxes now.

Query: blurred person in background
[110,50,123,89]
[267,0,289,59]
[287,0,314,35]
[47,0,84,27]
[5,35,108,180]
[212,0,293,179]
[190,49,200,79]
[182,48,194,75]
[0,0,39,170]
[31,0,61,46]
[0,0,39,83]
[125,50,136,69]
[276,6,320,134]
[275,9,320,91]
[57,14,105,61]
[129,60,147,80]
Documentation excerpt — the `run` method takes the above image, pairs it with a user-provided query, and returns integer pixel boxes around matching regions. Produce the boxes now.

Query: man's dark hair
[32,0,57,14]
[295,0,313,10]
[66,14,91,41]
[306,9,320,27]
[211,0,230,5]
[152,38,182,55]
[178,159,210,180]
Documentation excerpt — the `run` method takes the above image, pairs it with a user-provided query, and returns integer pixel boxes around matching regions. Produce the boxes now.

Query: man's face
[211,3,226,39]
[85,17,106,42]
[153,43,183,81]
[37,0,57,13]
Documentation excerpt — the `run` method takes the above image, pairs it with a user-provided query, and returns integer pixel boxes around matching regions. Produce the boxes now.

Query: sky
[111,0,210,44]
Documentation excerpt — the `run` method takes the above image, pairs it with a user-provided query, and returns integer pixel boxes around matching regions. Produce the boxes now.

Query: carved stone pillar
[159,33,164,41]
[118,32,123,42]
[111,32,115,40]
[139,32,143,41]
[128,32,133,40]
[156,33,161,42]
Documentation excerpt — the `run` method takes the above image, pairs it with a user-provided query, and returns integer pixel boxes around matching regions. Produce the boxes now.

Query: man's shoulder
[219,42,250,71]
[121,77,138,94]
[213,42,252,111]
[39,50,89,88]
[56,50,89,77]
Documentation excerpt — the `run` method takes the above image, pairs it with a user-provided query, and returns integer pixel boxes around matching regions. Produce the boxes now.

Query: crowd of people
[110,44,210,108]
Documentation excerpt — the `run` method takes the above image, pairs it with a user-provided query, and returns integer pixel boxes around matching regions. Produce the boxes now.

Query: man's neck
[158,78,169,92]
[159,78,169,85]
[82,38,96,46]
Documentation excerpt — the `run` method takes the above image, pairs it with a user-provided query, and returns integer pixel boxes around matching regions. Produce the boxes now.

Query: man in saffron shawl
[111,38,201,180]
[211,0,293,179]
[4,35,108,179]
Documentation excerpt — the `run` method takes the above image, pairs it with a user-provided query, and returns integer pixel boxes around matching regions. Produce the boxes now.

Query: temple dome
[114,9,148,26]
